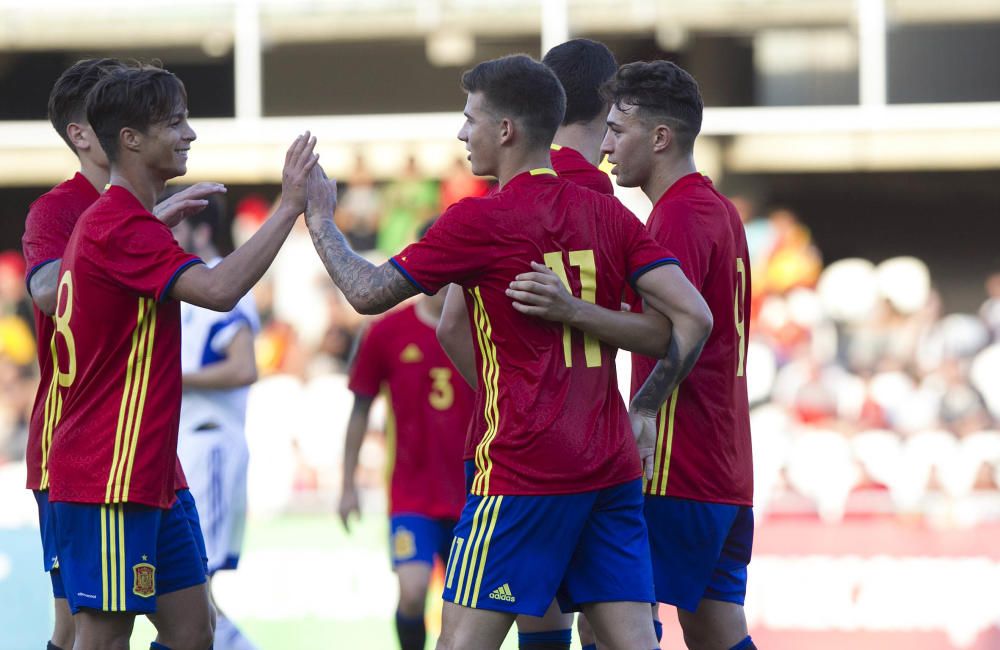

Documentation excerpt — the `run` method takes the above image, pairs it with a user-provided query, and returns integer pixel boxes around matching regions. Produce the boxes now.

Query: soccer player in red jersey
[22,58,224,650]
[543,38,617,196]
[302,54,711,650]
[47,64,317,650]
[437,38,620,650]
[341,240,474,650]
[509,61,756,650]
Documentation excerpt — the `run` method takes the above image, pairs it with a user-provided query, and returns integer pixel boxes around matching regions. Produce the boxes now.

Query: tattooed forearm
[308,218,418,314]
[630,329,708,415]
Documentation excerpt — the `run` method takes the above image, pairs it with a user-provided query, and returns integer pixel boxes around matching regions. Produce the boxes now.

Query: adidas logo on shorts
[489,583,516,603]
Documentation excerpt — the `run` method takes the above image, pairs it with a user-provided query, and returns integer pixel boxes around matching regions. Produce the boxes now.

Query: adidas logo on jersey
[399,343,423,363]
[488,583,516,603]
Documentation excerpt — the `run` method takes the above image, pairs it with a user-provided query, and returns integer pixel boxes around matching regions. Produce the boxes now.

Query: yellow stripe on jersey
[529,167,557,176]
[470,495,503,608]
[107,298,156,503]
[655,387,680,496]
[469,287,500,496]
[122,300,157,501]
[383,386,397,511]
[453,494,490,605]
[39,343,60,489]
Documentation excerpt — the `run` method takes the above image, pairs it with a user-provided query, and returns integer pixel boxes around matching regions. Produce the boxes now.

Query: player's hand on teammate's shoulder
[507,261,579,322]
[277,131,319,217]
[628,404,657,482]
[154,182,227,227]
[338,485,360,533]
[304,159,339,229]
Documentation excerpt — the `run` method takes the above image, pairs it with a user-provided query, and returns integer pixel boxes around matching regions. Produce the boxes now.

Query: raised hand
[278,132,319,217]
[629,404,658,482]
[506,261,580,323]
[305,161,338,230]
[153,182,227,227]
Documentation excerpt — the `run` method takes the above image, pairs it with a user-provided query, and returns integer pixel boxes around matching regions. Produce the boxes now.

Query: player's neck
[553,119,606,166]
[109,162,166,212]
[496,148,554,188]
[78,158,110,194]
[415,297,444,326]
[643,154,698,205]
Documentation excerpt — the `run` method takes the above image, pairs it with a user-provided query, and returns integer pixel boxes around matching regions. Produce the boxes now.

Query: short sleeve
[105,214,202,301]
[22,197,76,289]
[348,321,387,398]
[390,200,495,295]
[618,207,679,288]
[647,204,711,291]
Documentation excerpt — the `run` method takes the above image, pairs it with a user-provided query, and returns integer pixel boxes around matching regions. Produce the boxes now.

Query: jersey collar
[655,172,708,208]
[503,167,558,191]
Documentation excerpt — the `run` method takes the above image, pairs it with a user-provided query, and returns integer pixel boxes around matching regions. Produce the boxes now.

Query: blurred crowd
[1,165,998,528]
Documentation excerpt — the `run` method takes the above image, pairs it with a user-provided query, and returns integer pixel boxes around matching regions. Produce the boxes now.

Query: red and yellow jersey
[550,144,614,196]
[21,173,99,491]
[349,303,472,519]
[48,186,202,510]
[393,169,677,496]
[630,173,753,505]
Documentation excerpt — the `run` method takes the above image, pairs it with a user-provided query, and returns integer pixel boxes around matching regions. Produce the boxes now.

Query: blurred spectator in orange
[438,156,489,210]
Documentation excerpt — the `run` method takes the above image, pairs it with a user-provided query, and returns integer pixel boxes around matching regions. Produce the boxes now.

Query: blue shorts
[443,479,655,617]
[33,489,66,599]
[644,496,754,612]
[390,514,457,568]
[51,489,208,615]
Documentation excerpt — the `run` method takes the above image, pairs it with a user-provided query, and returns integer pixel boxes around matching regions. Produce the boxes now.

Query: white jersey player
[173,207,260,650]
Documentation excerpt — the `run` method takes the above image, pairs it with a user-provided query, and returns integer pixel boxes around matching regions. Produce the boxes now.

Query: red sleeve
[646,205,710,291]
[348,321,387,398]
[618,205,679,288]
[390,200,494,294]
[22,195,76,288]
[104,213,202,301]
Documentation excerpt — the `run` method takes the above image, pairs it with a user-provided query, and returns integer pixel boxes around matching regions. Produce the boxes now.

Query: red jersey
[550,144,614,195]
[349,303,473,519]
[630,173,753,505]
[393,169,676,496]
[48,186,202,509]
[21,173,99,491]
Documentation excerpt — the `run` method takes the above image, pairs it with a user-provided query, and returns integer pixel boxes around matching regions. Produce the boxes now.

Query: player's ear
[66,123,90,153]
[120,126,143,155]
[498,117,514,145]
[652,124,672,154]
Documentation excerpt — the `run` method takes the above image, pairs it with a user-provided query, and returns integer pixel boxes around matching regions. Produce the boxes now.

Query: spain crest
[132,562,156,598]
[393,527,416,561]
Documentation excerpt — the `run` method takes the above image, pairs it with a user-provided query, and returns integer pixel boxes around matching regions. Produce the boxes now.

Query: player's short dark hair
[601,60,703,153]
[47,58,127,152]
[86,65,188,164]
[542,39,618,126]
[461,54,565,148]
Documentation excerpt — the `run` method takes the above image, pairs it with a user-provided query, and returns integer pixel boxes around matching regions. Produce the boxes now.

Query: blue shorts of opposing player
[51,489,208,615]
[33,489,66,599]
[643,495,754,612]
[390,515,458,569]
[442,478,655,617]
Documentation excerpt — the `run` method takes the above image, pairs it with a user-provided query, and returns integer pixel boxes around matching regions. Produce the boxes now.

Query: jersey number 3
[544,249,601,368]
[428,367,454,410]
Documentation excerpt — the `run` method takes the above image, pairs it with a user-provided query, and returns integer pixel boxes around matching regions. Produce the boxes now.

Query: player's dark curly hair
[461,54,566,148]
[543,38,618,126]
[601,60,703,153]
[47,58,127,152]
[86,64,188,164]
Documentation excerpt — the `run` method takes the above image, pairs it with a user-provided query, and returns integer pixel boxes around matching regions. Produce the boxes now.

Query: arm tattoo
[308,218,418,314]
[630,332,707,415]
